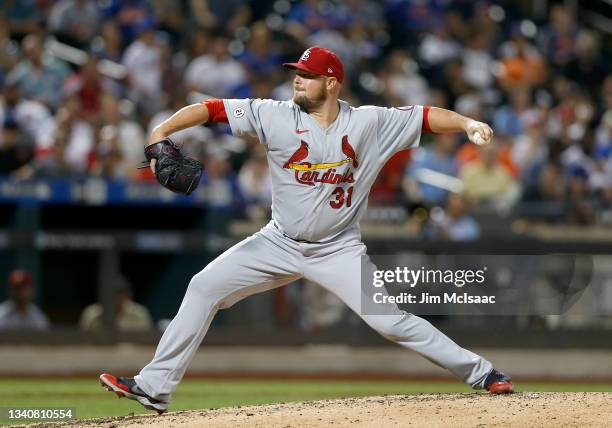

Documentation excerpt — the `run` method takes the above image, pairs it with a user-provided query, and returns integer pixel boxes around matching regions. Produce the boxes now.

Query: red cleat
[484,369,514,394]
[99,373,168,414]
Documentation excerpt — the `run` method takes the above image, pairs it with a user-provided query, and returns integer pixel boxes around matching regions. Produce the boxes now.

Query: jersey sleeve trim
[422,106,433,133]
[203,98,229,123]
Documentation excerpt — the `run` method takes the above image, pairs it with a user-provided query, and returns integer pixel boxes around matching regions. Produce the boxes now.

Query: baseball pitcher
[100,46,513,414]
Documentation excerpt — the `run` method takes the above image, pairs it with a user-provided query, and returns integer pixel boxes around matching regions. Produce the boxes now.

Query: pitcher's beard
[293,91,326,112]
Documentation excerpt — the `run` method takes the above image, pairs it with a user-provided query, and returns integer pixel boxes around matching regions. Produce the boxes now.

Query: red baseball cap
[8,269,33,287]
[283,46,344,83]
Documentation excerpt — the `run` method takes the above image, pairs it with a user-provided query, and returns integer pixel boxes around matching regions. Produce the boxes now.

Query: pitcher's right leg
[133,230,301,404]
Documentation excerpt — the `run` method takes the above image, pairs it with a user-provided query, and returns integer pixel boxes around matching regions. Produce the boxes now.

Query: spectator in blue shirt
[403,133,458,208]
[493,87,532,138]
[238,21,282,77]
[6,34,70,110]
[99,0,155,43]
[426,193,481,241]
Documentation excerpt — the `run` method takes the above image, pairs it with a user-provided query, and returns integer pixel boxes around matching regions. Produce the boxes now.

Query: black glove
[144,138,203,196]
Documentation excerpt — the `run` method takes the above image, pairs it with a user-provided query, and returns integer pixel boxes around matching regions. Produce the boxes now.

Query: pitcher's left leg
[304,243,493,388]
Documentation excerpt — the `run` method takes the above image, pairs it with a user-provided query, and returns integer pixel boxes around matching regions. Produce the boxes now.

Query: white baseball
[474,132,488,146]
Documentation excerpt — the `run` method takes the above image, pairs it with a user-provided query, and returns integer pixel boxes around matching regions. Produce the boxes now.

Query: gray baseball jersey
[223,99,423,242]
[134,99,494,406]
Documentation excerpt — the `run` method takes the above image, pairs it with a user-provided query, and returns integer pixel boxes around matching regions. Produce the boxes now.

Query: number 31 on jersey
[330,186,354,209]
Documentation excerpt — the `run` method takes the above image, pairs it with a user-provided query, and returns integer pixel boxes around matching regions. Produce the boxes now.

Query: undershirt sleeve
[422,106,432,133]
[202,98,229,123]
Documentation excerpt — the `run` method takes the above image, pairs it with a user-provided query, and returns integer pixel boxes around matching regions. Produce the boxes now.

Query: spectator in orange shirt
[497,24,547,88]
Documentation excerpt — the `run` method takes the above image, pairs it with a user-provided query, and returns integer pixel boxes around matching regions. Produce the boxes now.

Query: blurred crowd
[0,268,154,332]
[0,0,611,234]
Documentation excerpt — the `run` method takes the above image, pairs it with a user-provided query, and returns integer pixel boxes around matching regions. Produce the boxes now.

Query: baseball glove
[143,138,203,196]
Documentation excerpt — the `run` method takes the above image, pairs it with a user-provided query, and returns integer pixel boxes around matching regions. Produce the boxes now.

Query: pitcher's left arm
[423,106,493,145]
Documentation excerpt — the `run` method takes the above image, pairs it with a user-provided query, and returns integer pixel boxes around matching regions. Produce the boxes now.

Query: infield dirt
[21,392,612,427]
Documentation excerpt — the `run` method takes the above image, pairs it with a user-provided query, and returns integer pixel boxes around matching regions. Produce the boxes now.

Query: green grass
[0,378,610,424]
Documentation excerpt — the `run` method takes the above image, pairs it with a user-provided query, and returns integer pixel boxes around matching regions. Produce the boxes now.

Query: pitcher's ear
[327,77,339,91]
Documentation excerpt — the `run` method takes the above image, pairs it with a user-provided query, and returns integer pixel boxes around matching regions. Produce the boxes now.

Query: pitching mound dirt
[24,392,612,427]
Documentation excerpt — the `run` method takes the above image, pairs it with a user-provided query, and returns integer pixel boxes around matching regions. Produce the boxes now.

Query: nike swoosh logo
[296,129,309,134]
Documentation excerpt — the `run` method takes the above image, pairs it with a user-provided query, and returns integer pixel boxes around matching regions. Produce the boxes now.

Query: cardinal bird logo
[284,135,358,171]
[283,135,358,186]
[283,141,310,169]
[341,135,358,168]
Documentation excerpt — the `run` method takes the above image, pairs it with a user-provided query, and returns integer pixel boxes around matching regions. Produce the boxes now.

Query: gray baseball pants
[135,221,492,403]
